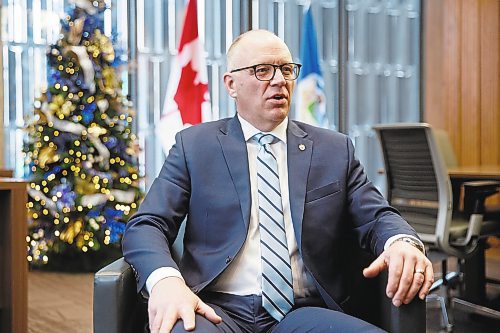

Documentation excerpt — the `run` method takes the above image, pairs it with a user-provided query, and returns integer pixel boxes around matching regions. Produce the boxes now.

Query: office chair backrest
[373,123,455,254]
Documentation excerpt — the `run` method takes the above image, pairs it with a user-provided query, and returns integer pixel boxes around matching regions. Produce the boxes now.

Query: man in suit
[123,30,434,333]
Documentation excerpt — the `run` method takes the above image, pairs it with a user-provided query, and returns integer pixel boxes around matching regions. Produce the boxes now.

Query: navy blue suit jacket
[122,115,418,310]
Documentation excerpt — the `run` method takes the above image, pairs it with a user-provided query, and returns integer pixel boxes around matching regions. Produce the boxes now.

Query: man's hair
[226,29,280,70]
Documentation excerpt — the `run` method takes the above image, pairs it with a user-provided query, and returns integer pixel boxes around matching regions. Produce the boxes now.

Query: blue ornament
[81,102,96,124]
[88,203,105,218]
[104,207,124,220]
[44,166,62,179]
[87,209,99,218]
[104,136,117,149]
[105,220,126,243]
[51,183,76,211]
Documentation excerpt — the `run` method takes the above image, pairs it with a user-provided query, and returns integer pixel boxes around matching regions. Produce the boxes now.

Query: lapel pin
[298,144,306,151]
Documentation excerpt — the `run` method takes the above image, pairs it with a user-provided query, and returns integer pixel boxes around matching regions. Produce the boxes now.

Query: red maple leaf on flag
[174,61,208,125]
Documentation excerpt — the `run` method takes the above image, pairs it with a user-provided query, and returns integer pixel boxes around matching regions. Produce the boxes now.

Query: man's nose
[270,68,286,85]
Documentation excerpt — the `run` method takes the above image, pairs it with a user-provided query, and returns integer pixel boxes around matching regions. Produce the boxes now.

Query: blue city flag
[296,7,328,128]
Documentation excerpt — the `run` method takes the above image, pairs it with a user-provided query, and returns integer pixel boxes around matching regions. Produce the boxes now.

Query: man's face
[224,32,295,132]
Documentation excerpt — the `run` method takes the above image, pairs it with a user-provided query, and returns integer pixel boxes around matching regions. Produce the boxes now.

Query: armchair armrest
[93,257,147,333]
[346,250,426,333]
[378,270,426,333]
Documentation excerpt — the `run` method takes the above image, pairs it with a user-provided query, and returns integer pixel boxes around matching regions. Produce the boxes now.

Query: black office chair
[373,123,500,332]
[93,223,425,333]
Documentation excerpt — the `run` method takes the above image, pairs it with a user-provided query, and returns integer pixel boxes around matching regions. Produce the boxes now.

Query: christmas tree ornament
[37,146,60,168]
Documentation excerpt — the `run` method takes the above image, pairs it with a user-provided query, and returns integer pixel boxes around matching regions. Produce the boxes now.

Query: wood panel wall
[423,0,499,167]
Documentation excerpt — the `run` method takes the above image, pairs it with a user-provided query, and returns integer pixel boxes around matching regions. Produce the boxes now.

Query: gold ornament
[38,146,60,168]
[52,94,65,106]
[68,17,85,45]
[49,103,60,114]
[38,112,48,124]
[100,67,119,94]
[126,142,141,156]
[95,30,115,62]
[49,95,68,117]
[60,220,83,244]
[60,100,75,117]
[75,177,100,195]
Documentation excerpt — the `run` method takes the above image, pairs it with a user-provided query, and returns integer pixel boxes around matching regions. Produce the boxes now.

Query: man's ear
[223,73,237,98]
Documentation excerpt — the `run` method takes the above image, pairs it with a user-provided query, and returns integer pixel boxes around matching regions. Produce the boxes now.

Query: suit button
[225,256,232,264]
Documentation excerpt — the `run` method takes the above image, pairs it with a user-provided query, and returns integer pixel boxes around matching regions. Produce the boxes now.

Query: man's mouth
[270,94,286,101]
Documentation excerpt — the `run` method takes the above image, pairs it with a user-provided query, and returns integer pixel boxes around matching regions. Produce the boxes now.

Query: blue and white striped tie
[254,133,294,321]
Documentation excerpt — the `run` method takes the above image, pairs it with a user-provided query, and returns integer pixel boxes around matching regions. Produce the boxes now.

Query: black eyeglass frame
[229,63,302,81]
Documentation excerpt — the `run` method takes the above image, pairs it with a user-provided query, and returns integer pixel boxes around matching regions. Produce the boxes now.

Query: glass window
[1,0,420,193]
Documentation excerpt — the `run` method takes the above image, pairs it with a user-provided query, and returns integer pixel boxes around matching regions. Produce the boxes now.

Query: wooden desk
[448,165,500,179]
[448,165,500,211]
[0,178,28,333]
[0,169,14,178]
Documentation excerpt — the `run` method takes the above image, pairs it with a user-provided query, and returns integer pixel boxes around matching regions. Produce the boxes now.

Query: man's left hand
[363,241,434,307]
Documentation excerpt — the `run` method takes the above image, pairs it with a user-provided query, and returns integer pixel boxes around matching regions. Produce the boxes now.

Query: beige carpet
[28,271,93,333]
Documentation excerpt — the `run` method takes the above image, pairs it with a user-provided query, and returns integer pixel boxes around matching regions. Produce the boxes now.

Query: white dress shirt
[207,116,318,297]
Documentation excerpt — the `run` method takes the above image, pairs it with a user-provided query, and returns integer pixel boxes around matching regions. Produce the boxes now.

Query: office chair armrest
[93,257,146,333]
[463,180,500,214]
[450,181,499,251]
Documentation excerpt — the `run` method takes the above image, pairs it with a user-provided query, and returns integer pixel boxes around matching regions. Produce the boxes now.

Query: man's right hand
[148,277,222,333]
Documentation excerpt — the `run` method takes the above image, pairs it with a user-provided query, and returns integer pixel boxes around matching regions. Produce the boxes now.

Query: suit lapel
[216,117,313,244]
[217,116,252,229]
[287,121,313,253]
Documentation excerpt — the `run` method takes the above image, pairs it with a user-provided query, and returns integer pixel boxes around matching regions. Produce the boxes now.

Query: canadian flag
[156,0,211,154]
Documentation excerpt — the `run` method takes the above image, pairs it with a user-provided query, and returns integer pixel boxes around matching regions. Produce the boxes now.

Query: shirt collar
[238,114,288,144]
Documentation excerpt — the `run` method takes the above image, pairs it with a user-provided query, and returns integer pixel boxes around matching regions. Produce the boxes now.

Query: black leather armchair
[94,250,426,333]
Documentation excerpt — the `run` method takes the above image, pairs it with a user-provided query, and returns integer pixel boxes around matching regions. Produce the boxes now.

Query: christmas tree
[23,0,143,271]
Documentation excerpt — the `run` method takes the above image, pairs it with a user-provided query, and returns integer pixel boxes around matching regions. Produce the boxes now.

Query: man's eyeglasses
[230,63,302,81]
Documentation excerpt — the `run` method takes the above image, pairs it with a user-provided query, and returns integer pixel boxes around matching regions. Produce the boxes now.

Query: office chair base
[430,271,461,292]
[427,295,500,333]
[452,298,500,320]
[427,294,454,332]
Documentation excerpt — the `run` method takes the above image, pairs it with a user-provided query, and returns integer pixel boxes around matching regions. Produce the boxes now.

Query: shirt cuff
[384,234,425,253]
[145,267,185,295]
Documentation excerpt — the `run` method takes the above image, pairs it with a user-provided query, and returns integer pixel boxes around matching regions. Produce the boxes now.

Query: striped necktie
[253,133,294,321]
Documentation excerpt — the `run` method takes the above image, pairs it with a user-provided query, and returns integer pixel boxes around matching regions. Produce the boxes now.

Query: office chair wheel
[439,323,454,333]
